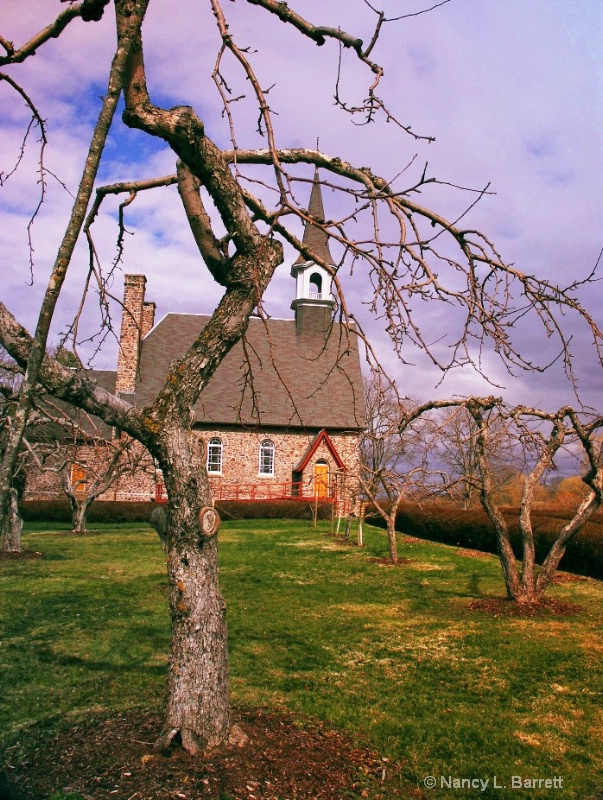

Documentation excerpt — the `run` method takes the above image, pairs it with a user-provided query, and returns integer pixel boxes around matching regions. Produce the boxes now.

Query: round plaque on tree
[199,506,220,538]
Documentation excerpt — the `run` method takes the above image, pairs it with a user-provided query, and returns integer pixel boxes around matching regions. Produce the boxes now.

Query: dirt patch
[551,572,589,584]
[0,549,43,561]
[325,533,360,546]
[466,597,584,618]
[0,707,412,800]
[458,548,492,559]
[368,557,415,567]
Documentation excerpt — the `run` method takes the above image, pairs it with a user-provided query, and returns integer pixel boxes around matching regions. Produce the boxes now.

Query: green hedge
[20,500,156,523]
[367,503,603,580]
[20,498,334,524]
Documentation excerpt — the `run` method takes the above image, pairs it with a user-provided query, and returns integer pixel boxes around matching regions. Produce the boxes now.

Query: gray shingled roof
[132,313,366,431]
[28,370,117,443]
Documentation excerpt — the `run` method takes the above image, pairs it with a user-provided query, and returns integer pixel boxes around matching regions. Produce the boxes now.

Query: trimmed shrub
[367,502,603,580]
[20,498,335,525]
[21,500,157,524]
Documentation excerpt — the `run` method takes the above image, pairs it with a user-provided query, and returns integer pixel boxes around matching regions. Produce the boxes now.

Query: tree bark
[387,515,399,564]
[67,495,89,535]
[153,425,232,753]
[0,488,23,553]
[159,537,230,753]
[470,404,525,601]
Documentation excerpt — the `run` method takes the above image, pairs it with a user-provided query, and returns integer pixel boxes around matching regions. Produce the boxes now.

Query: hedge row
[20,500,156,523]
[20,498,335,524]
[367,503,603,580]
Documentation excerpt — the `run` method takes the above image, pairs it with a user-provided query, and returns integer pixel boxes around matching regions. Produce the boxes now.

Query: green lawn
[1,519,602,799]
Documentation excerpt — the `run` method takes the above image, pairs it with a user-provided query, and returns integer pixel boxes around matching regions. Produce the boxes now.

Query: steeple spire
[290,169,335,336]
[294,169,334,266]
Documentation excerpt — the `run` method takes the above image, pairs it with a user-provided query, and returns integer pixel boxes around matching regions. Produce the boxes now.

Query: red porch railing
[154,480,336,504]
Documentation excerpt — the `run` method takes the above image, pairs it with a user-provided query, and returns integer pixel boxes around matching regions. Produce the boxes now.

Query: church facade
[23,175,367,514]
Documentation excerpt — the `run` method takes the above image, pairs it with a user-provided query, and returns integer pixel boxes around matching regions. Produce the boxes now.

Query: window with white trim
[206,437,223,474]
[259,439,275,475]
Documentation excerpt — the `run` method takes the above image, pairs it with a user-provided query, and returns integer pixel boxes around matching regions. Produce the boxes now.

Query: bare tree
[59,439,149,535]
[359,371,427,563]
[1,361,149,541]
[433,405,517,509]
[1,1,602,751]
[402,398,603,603]
[0,359,26,552]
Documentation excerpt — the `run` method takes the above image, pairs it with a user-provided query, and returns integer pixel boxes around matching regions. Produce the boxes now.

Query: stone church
[24,174,366,513]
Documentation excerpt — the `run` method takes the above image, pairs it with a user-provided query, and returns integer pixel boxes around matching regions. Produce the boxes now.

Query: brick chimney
[141,298,156,339]
[116,274,152,395]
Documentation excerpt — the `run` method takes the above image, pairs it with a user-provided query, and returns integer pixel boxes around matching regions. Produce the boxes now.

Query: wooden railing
[154,480,335,504]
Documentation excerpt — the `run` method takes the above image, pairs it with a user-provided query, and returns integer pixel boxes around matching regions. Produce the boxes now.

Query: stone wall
[197,428,362,514]
[23,440,157,503]
[24,427,362,513]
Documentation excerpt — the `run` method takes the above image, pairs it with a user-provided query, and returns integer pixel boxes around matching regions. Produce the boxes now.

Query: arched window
[309,272,323,299]
[259,440,275,476]
[206,437,223,474]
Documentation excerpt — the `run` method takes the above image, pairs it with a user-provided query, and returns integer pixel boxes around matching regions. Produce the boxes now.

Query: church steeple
[291,170,335,337]
[294,168,334,267]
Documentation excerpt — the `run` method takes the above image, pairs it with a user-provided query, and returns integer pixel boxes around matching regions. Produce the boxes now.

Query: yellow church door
[71,463,88,497]
[314,460,329,499]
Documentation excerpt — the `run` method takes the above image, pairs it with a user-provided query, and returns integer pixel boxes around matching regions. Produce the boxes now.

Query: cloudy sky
[1,0,602,411]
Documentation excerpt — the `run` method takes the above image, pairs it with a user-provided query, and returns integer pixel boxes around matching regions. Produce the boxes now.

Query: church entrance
[314,460,329,499]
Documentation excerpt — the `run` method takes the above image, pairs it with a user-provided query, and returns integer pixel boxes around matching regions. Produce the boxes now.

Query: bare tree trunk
[534,490,602,598]
[518,476,537,600]
[386,515,399,564]
[0,5,136,546]
[159,536,230,753]
[69,497,90,535]
[153,424,232,754]
[63,473,90,534]
[470,403,525,601]
[0,488,23,553]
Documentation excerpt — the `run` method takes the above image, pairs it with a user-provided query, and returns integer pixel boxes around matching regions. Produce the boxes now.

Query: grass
[1,519,602,799]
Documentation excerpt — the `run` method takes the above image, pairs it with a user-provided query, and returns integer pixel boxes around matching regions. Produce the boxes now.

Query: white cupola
[291,170,335,334]
[291,261,333,306]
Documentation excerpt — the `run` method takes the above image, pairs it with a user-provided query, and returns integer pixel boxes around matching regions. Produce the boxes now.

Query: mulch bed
[0,707,410,800]
[466,597,584,617]
[368,557,415,567]
[458,548,492,559]
[0,549,43,561]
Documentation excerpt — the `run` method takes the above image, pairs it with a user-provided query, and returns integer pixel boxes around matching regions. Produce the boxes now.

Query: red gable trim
[293,429,346,473]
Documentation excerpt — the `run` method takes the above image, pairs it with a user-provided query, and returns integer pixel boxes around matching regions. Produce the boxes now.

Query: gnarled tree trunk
[386,514,399,564]
[0,488,23,553]
[160,535,230,753]
[66,495,91,535]
[152,423,232,753]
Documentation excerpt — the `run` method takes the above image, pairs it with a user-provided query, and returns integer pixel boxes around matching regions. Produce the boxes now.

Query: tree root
[155,722,249,755]
[228,723,250,748]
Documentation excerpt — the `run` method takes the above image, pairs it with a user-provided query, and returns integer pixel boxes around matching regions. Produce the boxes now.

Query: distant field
[1,520,602,799]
